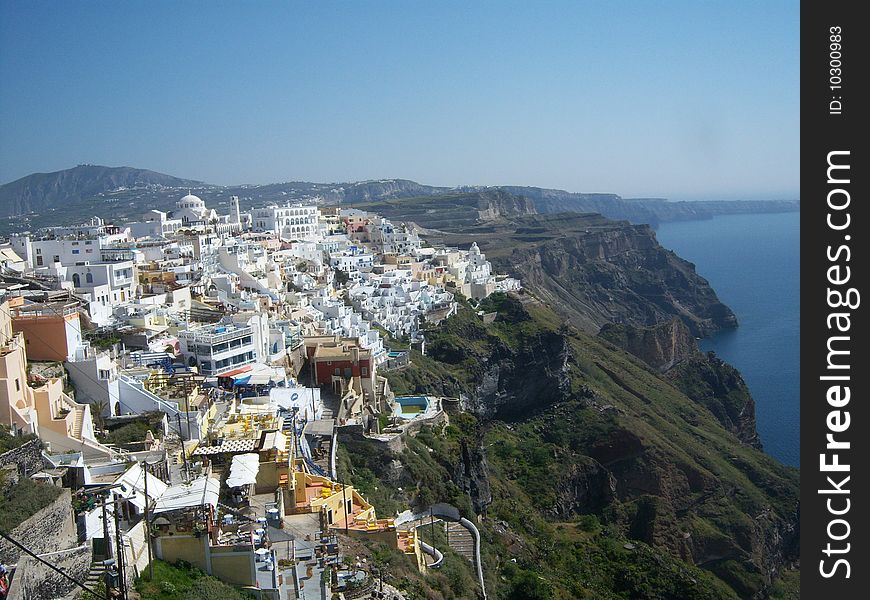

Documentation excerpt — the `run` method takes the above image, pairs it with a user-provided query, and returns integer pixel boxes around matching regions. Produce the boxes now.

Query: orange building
[9,297,83,362]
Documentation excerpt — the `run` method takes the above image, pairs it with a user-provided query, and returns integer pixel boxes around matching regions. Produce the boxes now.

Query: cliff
[424,213,737,337]
[598,319,698,372]
[354,189,537,230]
[374,294,797,599]
[599,319,761,447]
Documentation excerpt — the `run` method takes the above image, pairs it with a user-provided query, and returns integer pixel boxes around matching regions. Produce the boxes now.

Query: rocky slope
[598,318,698,372]
[424,212,737,337]
[599,319,761,447]
[376,294,798,599]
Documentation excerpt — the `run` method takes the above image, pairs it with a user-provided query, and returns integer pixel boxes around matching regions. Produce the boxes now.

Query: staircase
[85,561,105,591]
[71,407,85,440]
[446,522,475,562]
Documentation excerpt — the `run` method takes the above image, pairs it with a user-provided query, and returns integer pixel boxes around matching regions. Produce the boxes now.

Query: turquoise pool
[393,395,429,416]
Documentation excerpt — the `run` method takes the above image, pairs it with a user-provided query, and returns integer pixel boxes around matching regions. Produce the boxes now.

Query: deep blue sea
[654,212,800,467]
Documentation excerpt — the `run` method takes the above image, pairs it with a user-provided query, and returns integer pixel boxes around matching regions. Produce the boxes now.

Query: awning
[247,373,273,386]
[218,365,254,378]
[262,431,288,451]
[191,438,257,456]
[226,453,260,488]
[233,375,252,386]
[153,477,220,513]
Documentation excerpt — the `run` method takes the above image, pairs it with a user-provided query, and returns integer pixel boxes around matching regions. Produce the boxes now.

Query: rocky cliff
[425,213,736,337]
[354,189,537,230]
[380,295,797,599]
[598,318,699,372]
[599,319,761,448]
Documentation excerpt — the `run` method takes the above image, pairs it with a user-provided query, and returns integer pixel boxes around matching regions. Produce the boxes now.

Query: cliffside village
[0,192,518,599]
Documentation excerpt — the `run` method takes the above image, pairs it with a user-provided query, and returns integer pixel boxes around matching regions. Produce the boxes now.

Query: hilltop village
[0,191,520,599]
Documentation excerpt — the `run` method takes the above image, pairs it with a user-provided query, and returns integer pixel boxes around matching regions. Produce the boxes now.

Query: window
[86,273,93,283]
[36,256,43,266]
[35,248,41,255]
[72,249,80,254]
[72,273,81,287]
[361,367,368,376]
[15,379,20,392]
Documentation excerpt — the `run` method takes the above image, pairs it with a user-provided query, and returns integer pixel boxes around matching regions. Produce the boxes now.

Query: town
[0,191,519,599]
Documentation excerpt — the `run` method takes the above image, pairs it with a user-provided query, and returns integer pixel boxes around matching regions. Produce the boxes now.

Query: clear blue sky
[0,1,798,200]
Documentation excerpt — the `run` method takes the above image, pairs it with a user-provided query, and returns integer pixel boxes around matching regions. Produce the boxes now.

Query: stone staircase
[71,407,85,439]
[84,561,105,591]
[446,522,475,562]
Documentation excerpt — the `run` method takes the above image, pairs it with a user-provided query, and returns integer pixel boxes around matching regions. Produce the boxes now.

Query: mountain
[0,165,799,228]
[0,165,204,217]
[599,319,761,447]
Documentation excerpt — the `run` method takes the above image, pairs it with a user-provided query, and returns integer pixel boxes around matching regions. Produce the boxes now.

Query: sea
[654,212,800,467]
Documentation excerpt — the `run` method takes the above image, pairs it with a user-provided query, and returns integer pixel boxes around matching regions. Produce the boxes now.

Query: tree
[333,269,350,287]
[91,399,108,432]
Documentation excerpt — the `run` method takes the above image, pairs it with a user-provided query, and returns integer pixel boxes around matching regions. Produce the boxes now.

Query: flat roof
[303,419,335,437]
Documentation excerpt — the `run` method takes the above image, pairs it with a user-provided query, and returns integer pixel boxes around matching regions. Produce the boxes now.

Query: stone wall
[6,545,91,600]
[0,488,76,565]
[0,438,44,476]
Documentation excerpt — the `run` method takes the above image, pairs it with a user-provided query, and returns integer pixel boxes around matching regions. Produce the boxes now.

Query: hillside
[0,165,204,217]
[416,211,736,336]
[0,166,798,233]
[346,294,798,599]
[356,189,537,229]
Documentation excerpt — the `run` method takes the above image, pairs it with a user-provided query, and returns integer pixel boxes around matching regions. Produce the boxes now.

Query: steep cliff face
[598,319,761,447]
[493,222,737,336]
[667,352,762,448]
[499,185,800,227]
[599,318,698,372]
[383,296,797,599]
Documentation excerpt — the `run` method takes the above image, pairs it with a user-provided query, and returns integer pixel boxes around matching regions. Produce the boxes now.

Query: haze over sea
[654,212,800,467]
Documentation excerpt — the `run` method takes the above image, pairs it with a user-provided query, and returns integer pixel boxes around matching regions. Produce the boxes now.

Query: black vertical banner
[801,2,868,598]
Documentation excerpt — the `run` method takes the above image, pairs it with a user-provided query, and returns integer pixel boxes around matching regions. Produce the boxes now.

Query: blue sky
[0,1,798,200]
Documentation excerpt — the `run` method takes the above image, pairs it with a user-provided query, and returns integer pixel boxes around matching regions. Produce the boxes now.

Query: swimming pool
[393,395,429,417]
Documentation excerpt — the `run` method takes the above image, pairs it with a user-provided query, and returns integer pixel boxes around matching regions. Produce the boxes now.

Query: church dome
[178,192,205,208]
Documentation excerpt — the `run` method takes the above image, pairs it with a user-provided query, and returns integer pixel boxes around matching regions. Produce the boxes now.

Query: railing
[178,326,253,345]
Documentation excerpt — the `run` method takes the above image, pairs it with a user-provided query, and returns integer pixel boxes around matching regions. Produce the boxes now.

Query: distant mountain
[0,164,799,231]
[354,189,537,230]
[0,165,204,217]
[498,186,800,227]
